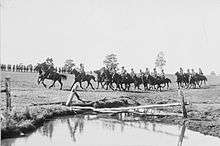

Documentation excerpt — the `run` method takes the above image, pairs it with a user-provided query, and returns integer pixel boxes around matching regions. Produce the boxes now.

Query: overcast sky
[1,0,220,74]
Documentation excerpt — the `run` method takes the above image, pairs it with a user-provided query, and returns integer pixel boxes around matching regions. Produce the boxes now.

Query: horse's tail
[204,76,207,81]
[60,74,67,80]
[168,79,172,83]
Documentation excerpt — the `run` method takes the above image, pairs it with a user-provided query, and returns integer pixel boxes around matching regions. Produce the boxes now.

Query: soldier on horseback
[152,68,158,78]
[121,66,127,77]
[191,69,196,76]
[42,60,55,78]
[187,69,191,75]
[78,63,86,81]
[199,68,203,75]
[139,69,144,77]
[160,69,165,79]
[144,68,150,78]
[130,68,135,78]
[179,67,184,76]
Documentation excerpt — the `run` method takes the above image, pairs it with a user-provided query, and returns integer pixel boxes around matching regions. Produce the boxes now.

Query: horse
[38,72,67,90]
[146,75,164,91]
[101,69,115,90]
[160,77,172,90]
[195,74,207,86]
[35,65,67,90]
[94,70,105,89]
[111,72,124,91]
[70,69,96,90]
[122,73,134,91]
[175,72,189,89]
[133,75,143,90]
[188,74,207,89]
[142,75,150,90]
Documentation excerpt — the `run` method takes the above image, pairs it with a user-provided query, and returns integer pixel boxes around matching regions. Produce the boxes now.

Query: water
[2,114,220,146]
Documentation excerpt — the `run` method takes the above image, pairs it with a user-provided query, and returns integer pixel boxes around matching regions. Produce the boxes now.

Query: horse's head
[91,75,96,82]
[71,68,80,76]
[175,72,179,76]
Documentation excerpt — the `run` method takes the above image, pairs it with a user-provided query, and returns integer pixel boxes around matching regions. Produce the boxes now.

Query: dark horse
[35,65,67,90]
[146,75,164,91]
[70,69,96,90]
[94,69,105,89]
[175,72,190,89]
[188,74,207,89]
[133,75,143,90]
[162,78,172,89]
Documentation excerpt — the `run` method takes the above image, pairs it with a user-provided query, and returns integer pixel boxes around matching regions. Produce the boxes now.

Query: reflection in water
[2,114,220,146]
[38,121,54,138]
[177,121,186,146]
[66,115,84,142]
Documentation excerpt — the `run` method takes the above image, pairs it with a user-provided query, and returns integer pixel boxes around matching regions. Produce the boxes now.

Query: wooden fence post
[5,77,11,111]
[178,90,187,118]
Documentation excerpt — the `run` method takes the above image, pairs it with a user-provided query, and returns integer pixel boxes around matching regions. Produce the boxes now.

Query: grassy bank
[1,105,87,139]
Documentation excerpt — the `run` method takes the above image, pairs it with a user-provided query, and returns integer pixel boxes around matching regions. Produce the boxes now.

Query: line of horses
[36,66,207,91]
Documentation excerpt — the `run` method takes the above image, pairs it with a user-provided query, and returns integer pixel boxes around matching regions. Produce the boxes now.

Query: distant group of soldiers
[124,67,165,79]
[0,64,34,72]
[178,67,203,77]
[0,63,74,74]
[100,66,166,79]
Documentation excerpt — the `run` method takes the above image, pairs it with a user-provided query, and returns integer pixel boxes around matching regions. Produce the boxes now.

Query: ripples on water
[2,113,220,146]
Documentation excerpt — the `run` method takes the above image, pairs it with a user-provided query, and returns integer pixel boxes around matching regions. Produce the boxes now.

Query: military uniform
[160,70,165,79]
[144,68,150,78]
[130,69,135,78]
[152,68,158,78]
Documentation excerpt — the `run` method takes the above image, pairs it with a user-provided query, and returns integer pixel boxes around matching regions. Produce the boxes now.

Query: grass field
[1,71,220,138]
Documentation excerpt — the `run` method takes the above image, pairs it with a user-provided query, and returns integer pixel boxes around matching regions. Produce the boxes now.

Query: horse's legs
[42,79,47,88]
[86,81,90,89]
[89,81,95,90]
[101,82,104,89]
[96,82,99,89]
[59,79,63,90]
[79,82,84,89]
[49,80,56,89]
[70,81,76,90]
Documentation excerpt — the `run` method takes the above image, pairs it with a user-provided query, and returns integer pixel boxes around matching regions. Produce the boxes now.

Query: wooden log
[66,85,79,106]
[70,102,184,115]
[93,103,182,112]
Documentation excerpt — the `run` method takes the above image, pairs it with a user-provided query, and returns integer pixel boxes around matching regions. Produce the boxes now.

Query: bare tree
[103,54,119,71]
[155,51,166,72]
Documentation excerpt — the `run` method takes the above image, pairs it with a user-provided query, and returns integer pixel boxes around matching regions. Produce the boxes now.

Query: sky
[1,0,220,74]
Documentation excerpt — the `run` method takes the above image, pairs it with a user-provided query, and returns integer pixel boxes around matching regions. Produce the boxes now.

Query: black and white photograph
[1,0,220,146]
